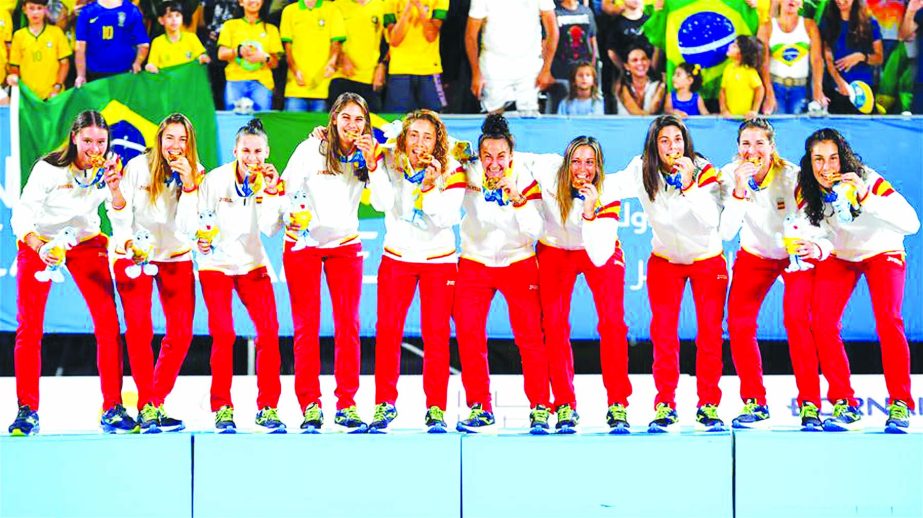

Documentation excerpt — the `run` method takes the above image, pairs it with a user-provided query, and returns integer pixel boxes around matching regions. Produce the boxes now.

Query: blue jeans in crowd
[284,97,327,112]
[384,74,446,113]
[772,81,808,114]
[224,80,274,111]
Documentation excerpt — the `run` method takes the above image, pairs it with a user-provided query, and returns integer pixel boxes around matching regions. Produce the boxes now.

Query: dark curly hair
[735,35,763,69]
[478,113,514,153]
[798,128,867,226]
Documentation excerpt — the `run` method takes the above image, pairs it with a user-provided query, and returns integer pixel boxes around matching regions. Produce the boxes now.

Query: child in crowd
[558,62,605,115]
[75,0,150,85]
[720,35,765,117]
[145,1,209,74]
[216,0,281,111]
[6,0,71,99]
[665,62,708,117]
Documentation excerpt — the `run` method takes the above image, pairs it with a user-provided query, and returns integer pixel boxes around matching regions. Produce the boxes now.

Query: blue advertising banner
[1,110,920,341]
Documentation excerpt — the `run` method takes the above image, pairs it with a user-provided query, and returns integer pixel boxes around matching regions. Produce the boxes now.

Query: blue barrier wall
[1,109,921,340]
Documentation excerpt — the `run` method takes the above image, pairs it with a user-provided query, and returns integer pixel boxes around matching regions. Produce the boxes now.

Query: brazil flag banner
[18,62,218,181]
[254,110,400,218]
[643,0,759,101]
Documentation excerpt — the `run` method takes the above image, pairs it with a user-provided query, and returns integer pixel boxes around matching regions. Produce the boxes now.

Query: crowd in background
[1,0,922,115]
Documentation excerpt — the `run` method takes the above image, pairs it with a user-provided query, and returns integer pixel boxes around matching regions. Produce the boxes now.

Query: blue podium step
[735,430,923,518]
[0,434,192,518]
[460,430,733,518]
[192,432,461,518]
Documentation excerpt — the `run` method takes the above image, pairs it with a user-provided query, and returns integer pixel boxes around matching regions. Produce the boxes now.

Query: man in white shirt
[465,0,559,114]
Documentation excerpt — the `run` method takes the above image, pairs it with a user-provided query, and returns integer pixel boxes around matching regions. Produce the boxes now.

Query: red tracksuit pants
[538,243,631,409]
[199,267,281,412]
[813,253,914,409]
[728,250,822,407]
[648,254,728,409]
[454,257,550,412]
[283,242,362,411]
[375,255,456,410]
[114,258,195,410]
[15,235,123,411]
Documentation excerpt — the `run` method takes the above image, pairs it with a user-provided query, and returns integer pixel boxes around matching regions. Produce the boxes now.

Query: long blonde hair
[556,136,605,223]
[323,92,373,182]
[148,113,199,205]
[395,109,448,174]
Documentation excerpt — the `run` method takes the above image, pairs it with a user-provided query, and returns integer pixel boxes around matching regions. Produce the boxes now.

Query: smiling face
[404,118,436,168]
[656,125,685,166]
[335,102,367,146]
[569,145,598,188]
[811,140,841,189]
[239,0,262,16]
[161,123,188,161]
[479,138,511,180]
[672,67,693,92]
[626,48,650,78]
[161,10,183,32]
[738,127,774,173]
[72,126,109,170]
[234,134,268,172]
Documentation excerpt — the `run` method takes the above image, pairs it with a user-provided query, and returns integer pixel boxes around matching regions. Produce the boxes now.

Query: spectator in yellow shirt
[329,0,387,113]
[7,0,72,100]
[384,0,449,113]
[145,1,210,73]
[280,0,345,112]
[720,35,765,117]
[0,7,11,91]
[216,0,282,111]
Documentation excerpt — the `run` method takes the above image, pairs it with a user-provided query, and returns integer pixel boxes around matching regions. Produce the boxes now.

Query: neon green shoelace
[140,404,159,422]
[889,403,909,420]
[700,405,720,419]
[742,400,760,414]
[800,403,819,419]
[341,406,362,421]
[654,404,674,420]
[609,404,627,422]
[216,406,234,423]
[557,405,574,422]
[304,404,322,421]
[532,407,550,423]
[428,406,444,422]
[373,404,391,422]
[259,408,280,422]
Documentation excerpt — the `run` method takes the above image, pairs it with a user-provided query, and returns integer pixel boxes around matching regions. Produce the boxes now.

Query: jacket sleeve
[106,158,139,253]
[718,161,748,241]
[676,159,722,233]
[10,162,55,241]
[582,189,622,267]
[605,155,643,201]
[857,170,921,236]
[421,161,466,229]
[512,168,545,241]
[367,154,396,213]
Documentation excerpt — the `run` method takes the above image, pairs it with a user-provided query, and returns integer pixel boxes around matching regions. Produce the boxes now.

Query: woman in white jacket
[530,136,630,434]
[607,114,727,433]
[110,113,201,434]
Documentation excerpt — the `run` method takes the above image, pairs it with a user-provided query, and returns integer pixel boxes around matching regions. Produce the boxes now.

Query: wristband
[236,44,243,58]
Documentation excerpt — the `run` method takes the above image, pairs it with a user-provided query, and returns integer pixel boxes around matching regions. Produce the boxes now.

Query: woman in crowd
[798,128,919,433]
[9,110,135,436]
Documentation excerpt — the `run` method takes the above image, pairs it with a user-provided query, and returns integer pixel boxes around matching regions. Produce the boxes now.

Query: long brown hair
[641,114,697,202]
[556,136,605,223]
[395,109,448,174]
[820,0,873,50]
[148,113,200,204]
[44,110,110,167]
[324,92,373,182]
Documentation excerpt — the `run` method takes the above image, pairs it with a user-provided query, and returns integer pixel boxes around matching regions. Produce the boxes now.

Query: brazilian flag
[643,0,760,101]
[18,62,218,181]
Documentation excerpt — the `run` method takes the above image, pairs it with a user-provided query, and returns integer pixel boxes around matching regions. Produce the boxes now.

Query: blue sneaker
[732,399,770,429]
[607,404,630,435]
[368,403,398,434]
[139,403,161,434]
[215,405,237,434]
[885,400,910,434]
[101,404,140,434]
[823,399,862,432]
[696,404,727,432]
[255,407,286,434]
[456,403,495,433]
[424,406,447,434]
[334,406,368,434]
[555,404,579,434]
[799,402,823,432]
[9,405,39,436]
[648,403,678,433]
[300,403,323,434]
[529,405,551,435]
[157,405,185,433]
